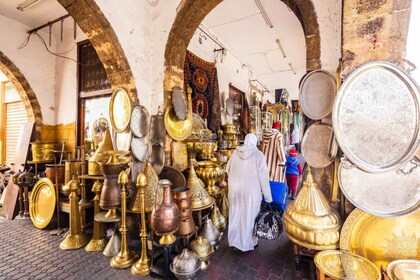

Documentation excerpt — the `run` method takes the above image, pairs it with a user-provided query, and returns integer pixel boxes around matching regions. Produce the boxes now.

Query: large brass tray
[314,250,381,280]
[386,259,420,280]
[299,69,336,120]
[164,106,192,142]
[338,160,420,217]
[332,61,420,173]
[29,178,56,229]
[109,88,132,133]
[301,123,336,168]
[340,208,420,270]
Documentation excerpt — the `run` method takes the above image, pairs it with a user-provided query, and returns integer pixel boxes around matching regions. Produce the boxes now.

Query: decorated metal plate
[114,128,132,151]
[340,208,420,270]
[299,70,336,120]
[29,178,56,229]
[338,160,420,217]
[131,137,151,162]
[172,86,188,121]
[150,111,166,143]
[110,88,132,133]
[333,61,420,173]
[301,123,336,168]
[314,250,381,280]
[164,106,192,142]
[150,143,165,176]
[130,105,150,138]
[387,259,420,280]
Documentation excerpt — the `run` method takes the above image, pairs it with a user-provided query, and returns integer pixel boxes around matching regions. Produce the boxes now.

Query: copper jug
[150,179,179,244]
[99,152,127,209]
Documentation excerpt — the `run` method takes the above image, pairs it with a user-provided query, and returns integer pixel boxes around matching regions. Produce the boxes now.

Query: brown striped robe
[260,131,286,182]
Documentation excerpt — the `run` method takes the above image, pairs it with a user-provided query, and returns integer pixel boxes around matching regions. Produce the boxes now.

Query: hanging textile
[184,51,221,132]
[260,131,286,182]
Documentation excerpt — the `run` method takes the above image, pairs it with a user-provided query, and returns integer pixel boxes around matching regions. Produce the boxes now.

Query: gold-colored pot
[30,141,56,162]
[196,161,224,196]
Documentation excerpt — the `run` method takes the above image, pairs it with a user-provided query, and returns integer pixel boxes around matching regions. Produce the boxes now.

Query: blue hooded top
[286,156,300,176]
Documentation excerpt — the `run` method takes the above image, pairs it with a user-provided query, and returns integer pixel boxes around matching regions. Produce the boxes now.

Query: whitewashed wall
[0,15,56,124]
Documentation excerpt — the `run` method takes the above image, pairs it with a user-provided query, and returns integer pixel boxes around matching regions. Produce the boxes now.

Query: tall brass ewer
[131,172,151,275]
[60,177,89,250]
[85,180,107,252]
[110,171,138,269]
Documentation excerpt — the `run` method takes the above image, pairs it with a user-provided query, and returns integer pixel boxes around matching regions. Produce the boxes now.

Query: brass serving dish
[165,89,193,141]
[338,160,420,217]
[314,250,381,280]
[29,178,56,229]
[301,123,336,168]
[387,259,420,280]
[110,88,132,133]
[299,69,336,120]
[130,105,150,138]
[332,61,420,173]
[340,208,420,270]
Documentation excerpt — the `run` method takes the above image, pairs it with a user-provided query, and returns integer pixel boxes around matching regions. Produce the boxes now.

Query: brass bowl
[196,161,224,196]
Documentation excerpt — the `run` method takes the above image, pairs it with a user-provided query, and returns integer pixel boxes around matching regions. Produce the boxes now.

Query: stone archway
[0,51,42,140]
[163,0,321,108]
[57,0,138,105]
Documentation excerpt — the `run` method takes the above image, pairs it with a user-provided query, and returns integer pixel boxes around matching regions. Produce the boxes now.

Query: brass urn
[284,167,341,250]
[150,179,180,244]
[189,236,214,270]
[195,161,224,196]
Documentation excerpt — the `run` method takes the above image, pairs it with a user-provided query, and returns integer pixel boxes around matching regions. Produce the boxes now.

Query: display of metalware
[172,86,188,121]
[250,105,262,136]
[103,224,121,257]
[115,128,132,151]
[199,218,221,246]
[88,128,114,175]
[386,259,420,280]
[110,88,132,133]
[131,172,151,276]
[45,164,65,184]
[338,159,420,217]
[165,87,193,141]
[189,236,214,270]
[340,208,420,270]
[210,205,226,231]
[150,110,166,143]
[129,161,159,213]
[261,111,273,132]
[130,105,150,138]
[131,136,151,162]
[284,167,341,250]
[196,161,224,196]
[159,166,186,189]
[172,187,195,236]
[85,180,107,252]
[332,61,420,173]
[301,123,337,168]
[29,178,56,229]
[150,179,180,245]
[186,162,214,210]
[171,141,188,172]
[170,249,201,280]
[299,69,336,120]
[314,250,381,280]
[60,177,89,250]
[110,171,138,269]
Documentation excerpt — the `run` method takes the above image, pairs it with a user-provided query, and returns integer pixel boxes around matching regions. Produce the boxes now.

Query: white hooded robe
[226,134,273,251]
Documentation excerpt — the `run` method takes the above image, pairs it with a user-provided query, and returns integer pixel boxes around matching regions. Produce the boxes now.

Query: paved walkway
[0,218,312,280]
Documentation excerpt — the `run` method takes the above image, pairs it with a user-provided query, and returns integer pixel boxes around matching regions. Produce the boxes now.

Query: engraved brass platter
[29,178,56,229]
[110,88,132,133]
[338,160,420,217]
[340,208,420,270]
[301,123,336,168]
[130,105,150,138]
[300,69,336,120]
[164,106,192,141]
[314,250,381,280]
[386,259,420,280]
[333,61,420,173]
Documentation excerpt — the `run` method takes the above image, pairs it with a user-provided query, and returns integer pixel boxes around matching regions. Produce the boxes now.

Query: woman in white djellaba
[226,133,273,252]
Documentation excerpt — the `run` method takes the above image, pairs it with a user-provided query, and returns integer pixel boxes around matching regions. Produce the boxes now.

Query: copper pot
[98,154,127,209]
[173,187,192,209]
[150,179,180,236]
[45,164,65,185]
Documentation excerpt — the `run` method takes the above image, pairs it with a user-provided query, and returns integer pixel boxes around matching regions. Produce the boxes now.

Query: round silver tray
[299,70,336,120]
[333,61,420,173]
[301,122,337,168]
[338,159,420,217]
[130,105,150,138]
[131,137,151,162]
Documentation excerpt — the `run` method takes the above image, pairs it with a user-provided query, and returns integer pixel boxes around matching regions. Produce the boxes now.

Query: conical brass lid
[284,167,341,250]
[129,161,159,213]
[88,129,114,175]
[187,164,214,210]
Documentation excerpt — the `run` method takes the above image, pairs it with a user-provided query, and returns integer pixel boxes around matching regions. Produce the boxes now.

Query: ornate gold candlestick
[110,170,138,269]
[131,172,151,275]
[85,180,107,252]
[60,177,89,250]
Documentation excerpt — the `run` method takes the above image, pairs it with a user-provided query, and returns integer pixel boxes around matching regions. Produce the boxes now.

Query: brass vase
[284,167,341,250]
[150,179,179,245]
[196,161,224,196]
